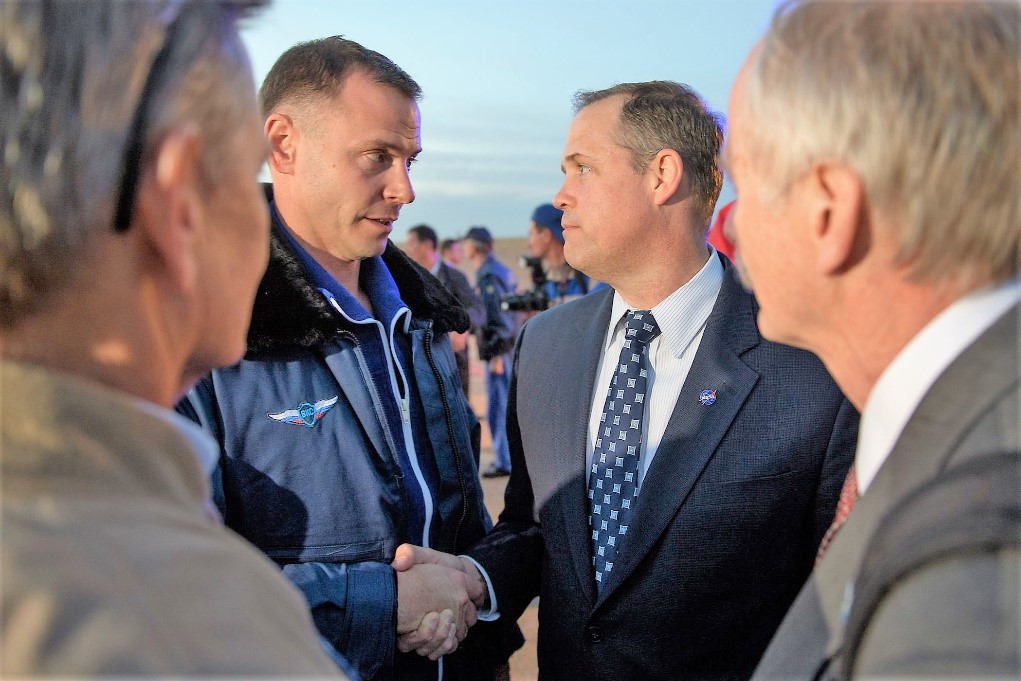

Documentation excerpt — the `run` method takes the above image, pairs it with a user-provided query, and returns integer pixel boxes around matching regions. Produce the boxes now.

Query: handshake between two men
[392,544,491,660]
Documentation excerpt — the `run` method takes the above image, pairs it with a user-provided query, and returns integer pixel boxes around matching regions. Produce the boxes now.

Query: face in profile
[526,221,550,259]
[189,96,270,378]
[553,95,654,288]
[293,69,421,263]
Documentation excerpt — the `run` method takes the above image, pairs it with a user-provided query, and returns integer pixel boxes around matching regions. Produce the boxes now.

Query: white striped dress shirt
[587,250,725,489]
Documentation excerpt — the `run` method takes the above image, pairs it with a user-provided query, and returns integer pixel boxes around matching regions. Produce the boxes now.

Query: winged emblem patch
[268,396,339,428]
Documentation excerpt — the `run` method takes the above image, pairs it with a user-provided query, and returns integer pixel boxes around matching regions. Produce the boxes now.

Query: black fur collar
[246,207,469,356]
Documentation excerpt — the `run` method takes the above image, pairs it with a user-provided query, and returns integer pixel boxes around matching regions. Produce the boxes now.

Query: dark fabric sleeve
[468,327,544,621]
[476,272,516,361]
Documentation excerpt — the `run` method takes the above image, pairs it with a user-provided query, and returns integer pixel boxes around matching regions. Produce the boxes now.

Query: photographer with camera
[524,204,600,310]
[463,227,518,479]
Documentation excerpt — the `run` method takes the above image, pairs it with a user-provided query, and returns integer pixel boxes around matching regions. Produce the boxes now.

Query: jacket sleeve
[282,561,397,681]
[468,326,544,621]
[476,272,516,361]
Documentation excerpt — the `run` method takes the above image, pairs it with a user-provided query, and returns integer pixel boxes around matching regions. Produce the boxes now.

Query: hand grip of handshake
[391,543,488,660]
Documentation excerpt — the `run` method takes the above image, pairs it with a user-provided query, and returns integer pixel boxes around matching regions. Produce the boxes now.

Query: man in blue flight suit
[179,36,519,681]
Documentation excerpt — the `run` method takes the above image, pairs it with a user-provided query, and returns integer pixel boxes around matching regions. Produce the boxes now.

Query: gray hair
[574,81,725,227]
[0,0,265,327]
[745,0,1019,286]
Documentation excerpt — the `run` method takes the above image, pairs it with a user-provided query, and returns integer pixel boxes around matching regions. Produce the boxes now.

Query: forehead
[564,95,626,150]
[325,70,421,147]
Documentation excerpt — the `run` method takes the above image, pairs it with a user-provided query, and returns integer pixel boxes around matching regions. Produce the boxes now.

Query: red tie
[816,464,859,565]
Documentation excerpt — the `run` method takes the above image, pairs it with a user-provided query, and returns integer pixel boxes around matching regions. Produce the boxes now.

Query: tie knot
[624,310,660,346]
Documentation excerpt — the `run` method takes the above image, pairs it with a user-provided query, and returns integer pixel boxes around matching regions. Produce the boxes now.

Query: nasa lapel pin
[698,389,717,406]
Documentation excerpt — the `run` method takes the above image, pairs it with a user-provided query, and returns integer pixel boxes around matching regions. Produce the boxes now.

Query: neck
[1,288,184,408]
[804,277,963,411]
[614,240,711,311]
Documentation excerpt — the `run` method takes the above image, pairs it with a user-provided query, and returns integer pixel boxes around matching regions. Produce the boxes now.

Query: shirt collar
[271,203,412,331]
[605,247,725,357]
[133,398,221,478]
[429,259,442,276]
[856,278,1021,493]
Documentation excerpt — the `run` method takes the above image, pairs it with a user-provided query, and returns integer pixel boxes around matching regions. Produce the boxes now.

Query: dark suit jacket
[753,304,1020,679]
[471,256,859,681]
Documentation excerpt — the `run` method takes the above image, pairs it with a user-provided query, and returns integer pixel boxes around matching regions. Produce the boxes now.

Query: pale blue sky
[240,1,778,239]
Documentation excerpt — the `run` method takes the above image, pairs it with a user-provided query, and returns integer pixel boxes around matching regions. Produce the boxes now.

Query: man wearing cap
[464,226,518,479]
[0,1,345,676]
[527,203,604,307]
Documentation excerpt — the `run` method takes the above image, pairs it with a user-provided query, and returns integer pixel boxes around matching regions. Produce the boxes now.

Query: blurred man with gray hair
[723,1,1019,677]
[0,1,344,676]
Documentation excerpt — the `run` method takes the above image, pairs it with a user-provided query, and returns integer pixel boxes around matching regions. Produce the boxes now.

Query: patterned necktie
[815,463,859,565]
[588,309,661,591]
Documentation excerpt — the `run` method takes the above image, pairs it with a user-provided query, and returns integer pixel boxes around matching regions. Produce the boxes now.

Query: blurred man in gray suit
[724,1,1019,677]
[0,1,344,676]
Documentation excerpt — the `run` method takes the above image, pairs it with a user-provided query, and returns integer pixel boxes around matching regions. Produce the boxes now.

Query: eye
[406,156,418,171]
[579,164,591,175]
[366,151,387,164]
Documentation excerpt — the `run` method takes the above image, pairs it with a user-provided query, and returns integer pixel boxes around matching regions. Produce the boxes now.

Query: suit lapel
[596,263,761,605]
[552,289,616,605]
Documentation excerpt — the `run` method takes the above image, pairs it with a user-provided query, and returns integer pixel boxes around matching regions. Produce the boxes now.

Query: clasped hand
[391,543,488,660]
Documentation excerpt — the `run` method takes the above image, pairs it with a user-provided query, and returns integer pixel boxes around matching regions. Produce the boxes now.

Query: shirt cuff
[460,555,500,621]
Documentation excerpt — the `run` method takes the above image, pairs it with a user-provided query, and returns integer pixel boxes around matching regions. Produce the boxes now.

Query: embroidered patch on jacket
[268,396,338,428]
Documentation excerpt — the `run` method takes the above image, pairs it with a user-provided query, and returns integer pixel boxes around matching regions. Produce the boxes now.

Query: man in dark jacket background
[404,223,481,401]
[180,36,517,681]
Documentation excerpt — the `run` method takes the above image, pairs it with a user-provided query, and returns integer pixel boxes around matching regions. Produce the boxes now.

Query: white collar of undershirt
[856,278,1021,493]
[605,248,724,358]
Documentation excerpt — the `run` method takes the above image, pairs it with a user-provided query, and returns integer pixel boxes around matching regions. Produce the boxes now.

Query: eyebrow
[561,152,589,173]
[364,138,422,157]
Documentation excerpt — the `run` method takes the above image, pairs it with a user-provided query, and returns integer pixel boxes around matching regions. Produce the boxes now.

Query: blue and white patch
[698,389,717,406]
[268,396,338,428]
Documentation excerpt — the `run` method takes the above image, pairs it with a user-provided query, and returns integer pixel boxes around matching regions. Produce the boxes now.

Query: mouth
[366,217,397,230]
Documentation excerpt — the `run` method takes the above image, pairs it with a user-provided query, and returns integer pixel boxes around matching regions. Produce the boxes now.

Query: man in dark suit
[397,80,858,680]
[405,223,480,400]
[722,2,1019,678]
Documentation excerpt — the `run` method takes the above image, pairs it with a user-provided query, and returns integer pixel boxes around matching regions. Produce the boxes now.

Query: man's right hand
[394,556,477,655]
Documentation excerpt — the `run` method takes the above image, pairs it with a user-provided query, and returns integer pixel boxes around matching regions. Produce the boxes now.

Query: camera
[500,256,549,312]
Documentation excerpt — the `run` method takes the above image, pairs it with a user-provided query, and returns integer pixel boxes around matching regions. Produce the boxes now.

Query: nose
[386,165,415,205]
[553,181,572,210]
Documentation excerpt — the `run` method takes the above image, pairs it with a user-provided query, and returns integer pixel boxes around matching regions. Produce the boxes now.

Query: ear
[649,148,685,206]
[805,162,866,275]
[265,113,297,175]
[133,124,202,295]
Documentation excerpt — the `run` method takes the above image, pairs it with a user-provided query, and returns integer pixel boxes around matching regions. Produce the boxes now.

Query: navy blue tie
[588,310,661,591]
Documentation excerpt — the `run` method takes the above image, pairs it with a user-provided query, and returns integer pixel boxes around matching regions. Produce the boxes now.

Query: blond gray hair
[0,0,265,327]
[744,0,1019,286]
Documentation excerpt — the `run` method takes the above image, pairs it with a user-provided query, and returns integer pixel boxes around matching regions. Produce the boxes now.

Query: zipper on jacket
[327,296,434,549]
[423,326,469,552]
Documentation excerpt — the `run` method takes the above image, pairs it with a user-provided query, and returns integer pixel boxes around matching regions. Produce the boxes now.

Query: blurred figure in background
[0,0,344,676]
[405,223,481,400]
[525,203,594,308]
[463,226,518,479]
[441,237,465,268]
